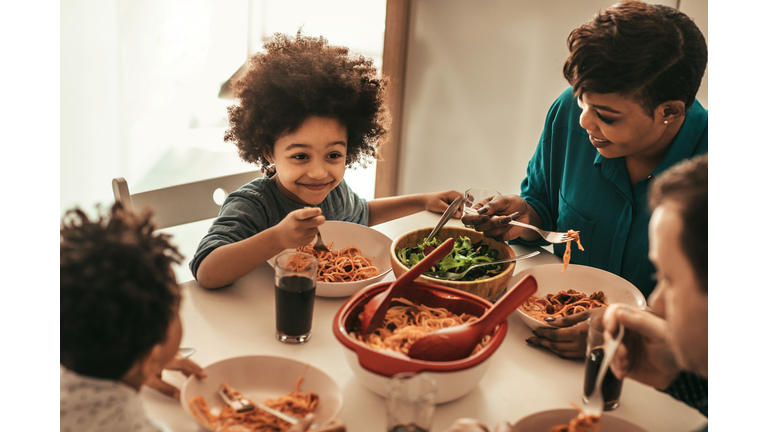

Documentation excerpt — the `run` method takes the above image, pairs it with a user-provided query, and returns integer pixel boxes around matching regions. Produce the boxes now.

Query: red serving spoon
[407,274,538,361]
[359,238,456,335]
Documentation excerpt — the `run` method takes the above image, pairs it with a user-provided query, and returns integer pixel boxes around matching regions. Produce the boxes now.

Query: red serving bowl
[332,280,507,403]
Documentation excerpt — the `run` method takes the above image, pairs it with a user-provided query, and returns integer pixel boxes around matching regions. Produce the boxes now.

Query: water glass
[385,372,437,432]
[583,316,623,410]
[274,250,318,344]
[462,188,501,228]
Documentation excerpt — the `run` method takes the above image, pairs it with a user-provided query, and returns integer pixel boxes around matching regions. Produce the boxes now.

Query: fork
[582,322,625,417]
[506,220,575,244]
[313,231,330,252]
[424,251,540,280]
[218,387,321,428]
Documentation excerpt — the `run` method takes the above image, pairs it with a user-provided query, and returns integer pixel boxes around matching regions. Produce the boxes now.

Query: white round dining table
[141,211,707,432]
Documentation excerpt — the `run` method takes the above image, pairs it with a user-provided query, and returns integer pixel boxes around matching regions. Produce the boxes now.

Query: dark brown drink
[583,347,623,410]
[388,424,429,432]
[275,275,315,338]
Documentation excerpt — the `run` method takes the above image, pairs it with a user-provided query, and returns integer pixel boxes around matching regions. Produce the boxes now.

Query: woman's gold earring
[664,120,669,124]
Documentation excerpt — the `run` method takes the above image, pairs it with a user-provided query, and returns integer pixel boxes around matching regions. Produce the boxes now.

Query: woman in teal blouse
[463,0,708,359]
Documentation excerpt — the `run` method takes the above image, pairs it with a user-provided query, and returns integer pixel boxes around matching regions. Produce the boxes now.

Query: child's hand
[275,207,326,249]
[145,355,206,400]
[424,190,463,218]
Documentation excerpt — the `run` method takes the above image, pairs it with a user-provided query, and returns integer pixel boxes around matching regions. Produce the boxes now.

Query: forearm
[367,194,427,226]
[196,229,285,289]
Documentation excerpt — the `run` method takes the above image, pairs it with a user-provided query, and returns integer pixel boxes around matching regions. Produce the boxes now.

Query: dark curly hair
[649,154,707,293]
[563,0,707,115]
[60,202,182,379]
[224,30,390,174]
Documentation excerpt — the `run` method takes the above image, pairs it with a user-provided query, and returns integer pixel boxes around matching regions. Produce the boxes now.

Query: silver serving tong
[425,196,466,243]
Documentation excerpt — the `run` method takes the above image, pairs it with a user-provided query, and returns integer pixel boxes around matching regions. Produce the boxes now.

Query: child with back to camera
[60,203,205,432]
[191,30,461,289]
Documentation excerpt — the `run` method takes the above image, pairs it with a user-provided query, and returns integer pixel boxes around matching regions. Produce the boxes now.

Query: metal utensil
[425,196,465,243]
[359,238,456,335]
[582,322,625,417]
[218,386,320,428]
[407,274,538,361]
[218,386,255,413]
[313,231,330,252]
[506,220,575,244]
[423,251,540,280]
[178,347,196,358]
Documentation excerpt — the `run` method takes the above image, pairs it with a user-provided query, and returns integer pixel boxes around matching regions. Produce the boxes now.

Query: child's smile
[268,116,348,206]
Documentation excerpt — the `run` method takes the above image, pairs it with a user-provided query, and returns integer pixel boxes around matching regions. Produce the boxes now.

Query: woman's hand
[441,418,513,432]
[524,308,603,359]
[274,207,326,250]
[602,304,680,389]
[424,190,463,217]
[286,414,346,432]
[144,355,206,400]
[462,195,542,242]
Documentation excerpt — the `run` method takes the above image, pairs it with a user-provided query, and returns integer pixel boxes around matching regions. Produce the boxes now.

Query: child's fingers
[293,207,324,221]
[171,357,207,378]
[145,375,181,400]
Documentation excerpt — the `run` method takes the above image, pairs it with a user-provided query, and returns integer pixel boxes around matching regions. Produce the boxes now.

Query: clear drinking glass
[462,188,501,228]
[583,316,623,410]
[385,372,437,432]
[274,250,318,344]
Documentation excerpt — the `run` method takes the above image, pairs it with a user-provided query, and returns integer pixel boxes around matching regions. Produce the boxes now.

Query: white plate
[180,355,342,431]
[513,408,648,432]
[510,264,646,330]
[268,221,393,297]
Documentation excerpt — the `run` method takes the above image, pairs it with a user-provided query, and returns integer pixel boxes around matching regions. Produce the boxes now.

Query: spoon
[425,196,465,243]
[423,251,540,280]
[583,322,625,417]
[407,274,538,361]
[359,238,456,335]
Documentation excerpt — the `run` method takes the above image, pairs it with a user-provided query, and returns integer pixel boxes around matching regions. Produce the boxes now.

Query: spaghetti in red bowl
[332,281,507,403]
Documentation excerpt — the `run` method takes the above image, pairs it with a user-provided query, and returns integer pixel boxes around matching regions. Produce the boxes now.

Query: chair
[112,170,262,229]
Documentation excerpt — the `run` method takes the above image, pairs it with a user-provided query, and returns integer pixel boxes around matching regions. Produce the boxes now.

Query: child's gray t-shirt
[189,176,369,279]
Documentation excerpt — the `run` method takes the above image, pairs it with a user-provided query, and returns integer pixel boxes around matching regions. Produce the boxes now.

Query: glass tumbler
[583,316,623,410]
[385,372,437,432]
[462,188,501,228]
[274,250,318,344]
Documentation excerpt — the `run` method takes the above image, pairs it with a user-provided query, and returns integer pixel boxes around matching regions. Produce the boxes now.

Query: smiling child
[191,31,460,289]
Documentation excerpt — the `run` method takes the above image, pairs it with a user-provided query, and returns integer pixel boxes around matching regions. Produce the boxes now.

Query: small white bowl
[180,355,342,431]
[513,408,648,432]
[268,221,393,297]
[510,264,646,331]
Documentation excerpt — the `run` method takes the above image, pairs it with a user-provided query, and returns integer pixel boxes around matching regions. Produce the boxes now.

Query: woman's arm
[367,190,461,226]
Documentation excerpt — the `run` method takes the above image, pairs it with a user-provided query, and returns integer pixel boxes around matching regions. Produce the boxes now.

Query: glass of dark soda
[385,373,437,432]
[274,250,318,344]
[583,316,623,410]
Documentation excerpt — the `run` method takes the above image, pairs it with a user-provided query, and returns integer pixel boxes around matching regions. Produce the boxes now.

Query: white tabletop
[143,211,707,432]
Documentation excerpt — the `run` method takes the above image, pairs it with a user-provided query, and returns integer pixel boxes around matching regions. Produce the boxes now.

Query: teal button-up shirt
[512,87,708,298]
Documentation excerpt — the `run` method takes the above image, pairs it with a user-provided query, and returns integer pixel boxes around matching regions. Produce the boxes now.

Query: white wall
[397,0,707,197]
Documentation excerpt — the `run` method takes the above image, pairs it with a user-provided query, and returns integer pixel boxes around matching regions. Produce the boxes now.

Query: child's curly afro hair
[224,30,390,172]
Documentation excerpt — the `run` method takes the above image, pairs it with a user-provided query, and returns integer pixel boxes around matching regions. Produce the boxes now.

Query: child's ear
[263,151,274,165]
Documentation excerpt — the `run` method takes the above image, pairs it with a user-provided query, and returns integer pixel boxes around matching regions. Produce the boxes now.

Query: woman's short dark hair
[60,203,182,379]
[649,154,708,292]
[563,0,707,115]
[224,29,390,173]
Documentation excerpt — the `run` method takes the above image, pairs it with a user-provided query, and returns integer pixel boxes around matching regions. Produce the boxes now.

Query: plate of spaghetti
[268,221,393,298]
[513,408,648,432]
[508,264,645,331]
[180,356,342,432]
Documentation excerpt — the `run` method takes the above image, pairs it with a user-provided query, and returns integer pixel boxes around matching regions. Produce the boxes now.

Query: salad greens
[395,236,503,281]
